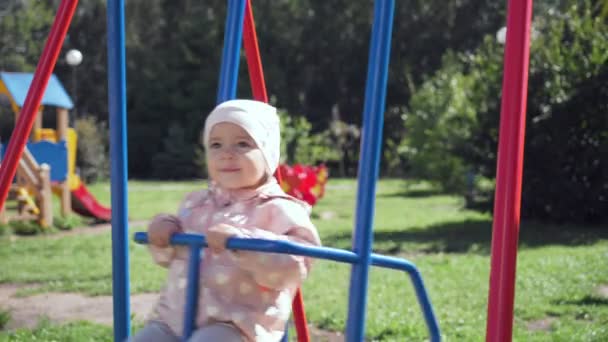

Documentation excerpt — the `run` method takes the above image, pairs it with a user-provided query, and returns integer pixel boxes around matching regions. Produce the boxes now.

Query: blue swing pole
[106,0,130,340]
[346,1,395,341]
[217,0,247,103]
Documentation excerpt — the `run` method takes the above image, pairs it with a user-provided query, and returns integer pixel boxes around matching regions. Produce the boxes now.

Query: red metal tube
[0,0,79,210]
[485,0,534,341]
[243,0,268,103]
[243,1,310,341]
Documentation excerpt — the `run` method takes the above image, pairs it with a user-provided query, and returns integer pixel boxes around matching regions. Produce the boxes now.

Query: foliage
[151,122,202,179]
[9,220,43,236]
[401,52,482,192]
[519,3,608,222]
[0,0,54,71]
[403,2,608,222]
[53,215,80,231]
[0,0,517,179]
[0,308,10,330]
[278,110,340,167]
[74,117,109,183]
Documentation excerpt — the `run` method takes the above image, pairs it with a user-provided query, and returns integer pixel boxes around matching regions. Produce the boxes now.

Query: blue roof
[0,72,74,109]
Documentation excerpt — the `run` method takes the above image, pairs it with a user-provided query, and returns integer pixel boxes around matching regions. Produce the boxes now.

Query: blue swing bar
[134,232,441,341]
[106,0,130,341]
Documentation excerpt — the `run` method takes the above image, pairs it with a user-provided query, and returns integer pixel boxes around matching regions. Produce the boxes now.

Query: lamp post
[65,49,83,117]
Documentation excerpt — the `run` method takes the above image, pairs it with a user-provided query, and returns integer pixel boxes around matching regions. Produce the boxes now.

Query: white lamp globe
[496,27,507,45]
[66,49,83,66]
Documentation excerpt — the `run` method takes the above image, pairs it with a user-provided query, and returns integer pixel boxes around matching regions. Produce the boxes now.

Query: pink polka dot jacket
[147,178,321,341]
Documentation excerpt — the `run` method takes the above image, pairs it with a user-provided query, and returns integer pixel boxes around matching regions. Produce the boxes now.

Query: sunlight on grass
[1,179,607,341]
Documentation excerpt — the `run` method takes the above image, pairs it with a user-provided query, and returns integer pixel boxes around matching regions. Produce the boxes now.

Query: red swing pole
[485,0,534,340]
[242,1,311,341]
[0,0,79,211]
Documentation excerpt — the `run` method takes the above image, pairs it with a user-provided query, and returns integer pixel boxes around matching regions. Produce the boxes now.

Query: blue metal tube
[371,255,441,342]
[134,232,359,264]
[346,1,395,341]
[217,0,247,103]
[182,245,203,340]
[135,233,440,340]
[106,0,130,340]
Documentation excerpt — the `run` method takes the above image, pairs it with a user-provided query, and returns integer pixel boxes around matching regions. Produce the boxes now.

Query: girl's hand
[207,223,240,253]
[148,214,182,247]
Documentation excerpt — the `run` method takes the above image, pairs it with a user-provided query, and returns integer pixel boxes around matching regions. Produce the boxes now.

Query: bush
[401,51,489,192]
[278,111,341,167]
[403,2,608,223]
[74,116,109,183]
[0,308,10,330]
[151,122,202,179]
[10,220,43,235]
[517,4,608,223]
[53,215,81,231]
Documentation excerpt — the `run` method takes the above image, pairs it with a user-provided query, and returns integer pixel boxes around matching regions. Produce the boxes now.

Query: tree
[0,0,54,71]
[404,1,608,223]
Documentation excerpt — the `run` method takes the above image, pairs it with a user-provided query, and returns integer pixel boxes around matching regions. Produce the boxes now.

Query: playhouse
[0,71,111,227]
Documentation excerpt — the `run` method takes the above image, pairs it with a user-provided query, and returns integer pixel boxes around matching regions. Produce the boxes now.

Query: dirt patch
[9,220,149,240]
[526,317,556,332]
[0,284,157,330]
[308,326,344,341]
[319,211,337,220]
[0,283,344,340]
[597,284,608,298]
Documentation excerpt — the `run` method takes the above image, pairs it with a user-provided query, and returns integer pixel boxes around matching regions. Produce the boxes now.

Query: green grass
[1,179,607,341]
[1,319,112,342]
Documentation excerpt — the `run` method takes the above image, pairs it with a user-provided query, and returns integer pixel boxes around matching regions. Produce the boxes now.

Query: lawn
[0,179,607,341]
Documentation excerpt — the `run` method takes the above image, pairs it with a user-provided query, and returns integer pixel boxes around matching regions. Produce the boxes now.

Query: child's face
[206,122,267,190]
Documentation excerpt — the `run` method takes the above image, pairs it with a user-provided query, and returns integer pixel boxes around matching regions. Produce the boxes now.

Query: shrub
[53,215,81,231]
[151,122,201,179]
[74,116,109,183]
[10,220,43,235]
[403,2,608,223]
[278,110,341,167]
[0,308,10,330]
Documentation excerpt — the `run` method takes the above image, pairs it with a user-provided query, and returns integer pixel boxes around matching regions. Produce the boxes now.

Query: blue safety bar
[134,232,440,342]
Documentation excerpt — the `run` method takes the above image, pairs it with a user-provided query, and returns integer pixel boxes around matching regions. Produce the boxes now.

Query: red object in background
[279,164,329,206]
[71,183,112,222]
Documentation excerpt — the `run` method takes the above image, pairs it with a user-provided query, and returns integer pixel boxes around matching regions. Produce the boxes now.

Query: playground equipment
[134,1,441,341]
[0,72,111,224]
[0,0,534,341]
[278,164,329,206]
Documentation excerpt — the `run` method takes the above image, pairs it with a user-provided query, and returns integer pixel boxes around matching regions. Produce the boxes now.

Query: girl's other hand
[148,214,182,247]
[207,223,240,253]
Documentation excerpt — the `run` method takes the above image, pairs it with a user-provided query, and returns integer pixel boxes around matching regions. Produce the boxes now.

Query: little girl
[133,99,321,342]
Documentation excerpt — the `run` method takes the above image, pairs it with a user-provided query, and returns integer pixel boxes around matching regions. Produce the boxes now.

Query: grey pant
[131,321,245,342]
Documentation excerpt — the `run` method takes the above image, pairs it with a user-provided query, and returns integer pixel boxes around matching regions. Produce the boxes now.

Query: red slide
[71,183,112,222]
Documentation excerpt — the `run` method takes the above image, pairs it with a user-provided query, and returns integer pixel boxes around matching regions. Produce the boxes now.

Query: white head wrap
[203,99,280,174]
